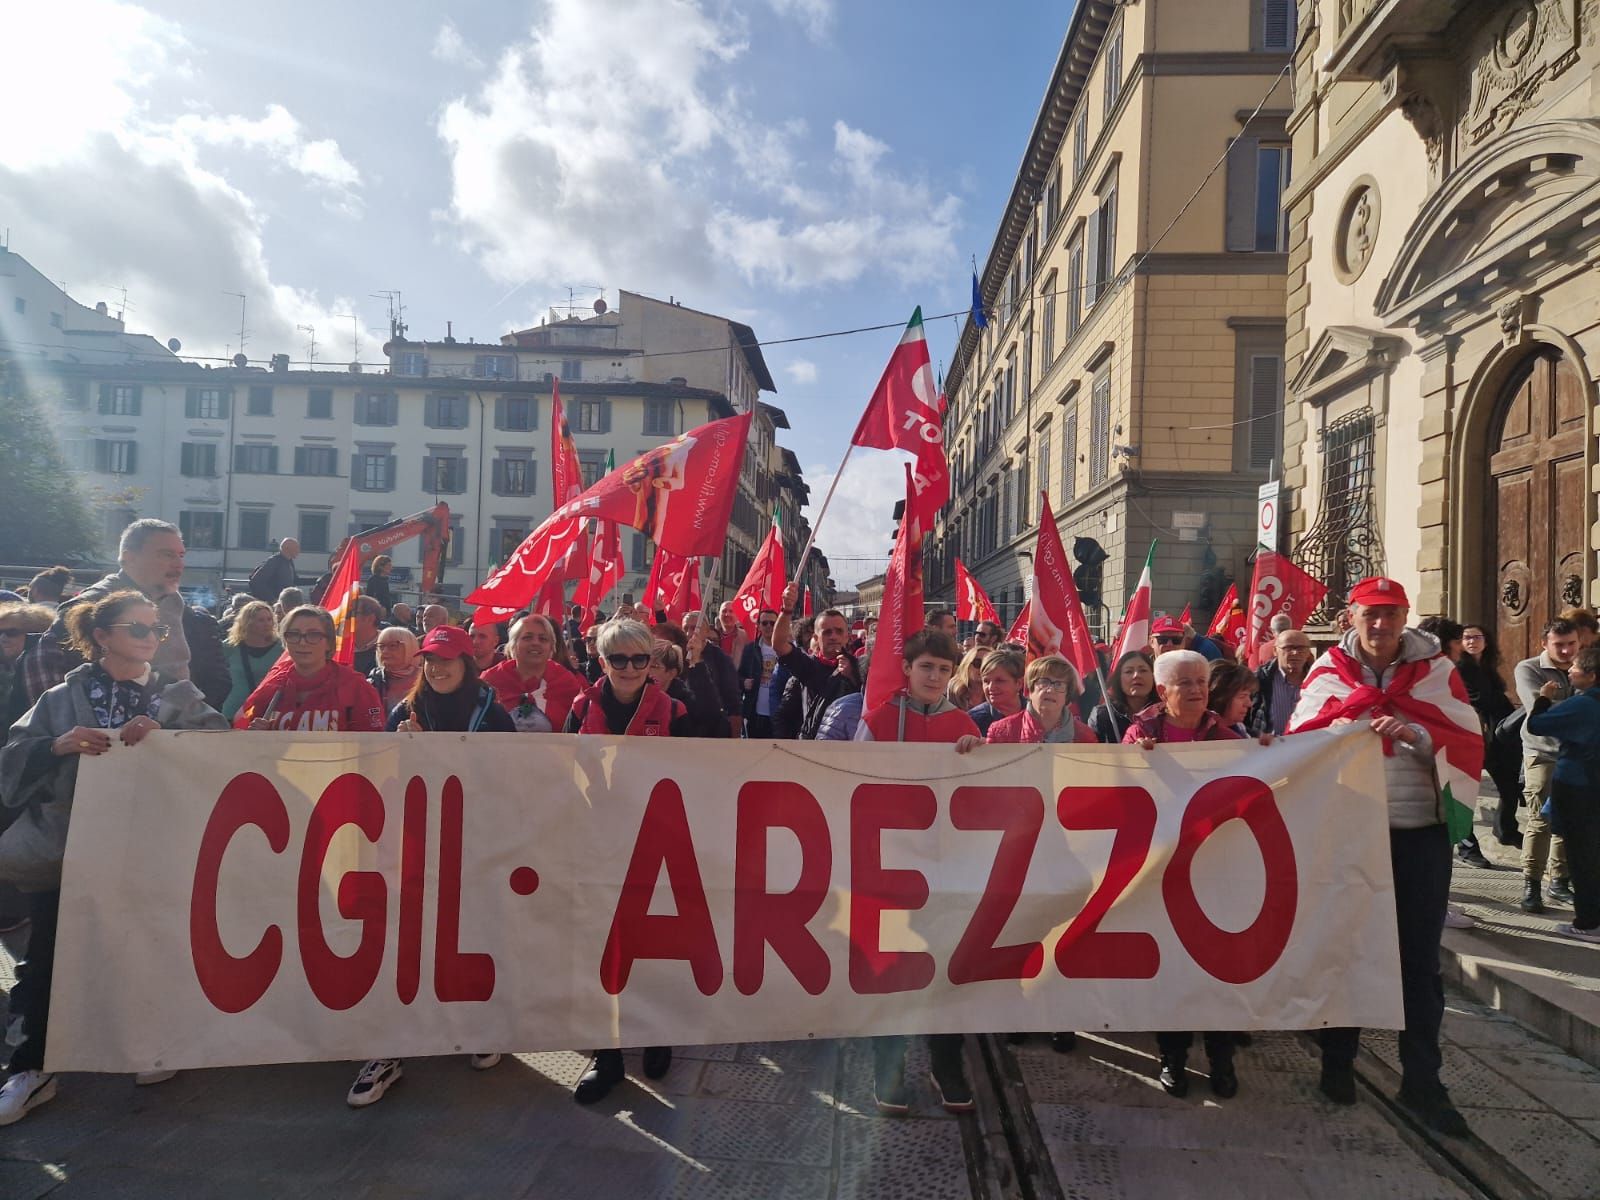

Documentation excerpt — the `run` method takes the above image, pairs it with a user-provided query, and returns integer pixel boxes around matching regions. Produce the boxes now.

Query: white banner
[47,729,1399,1073]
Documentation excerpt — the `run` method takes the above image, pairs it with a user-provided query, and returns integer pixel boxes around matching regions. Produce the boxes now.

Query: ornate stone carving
[1498,294,1540,345]
[1565,574,1584,607]
[1335,180,1381,282]
[1399,92,1446,180]
[1502,577,1523,613]
[1463,0,1578,145]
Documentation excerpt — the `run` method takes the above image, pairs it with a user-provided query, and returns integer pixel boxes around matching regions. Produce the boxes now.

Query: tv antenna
[561,283,605,319]
[222,291,248,360]
[297,324,317,367]
[371,290,406,341]
[333,312,360,362]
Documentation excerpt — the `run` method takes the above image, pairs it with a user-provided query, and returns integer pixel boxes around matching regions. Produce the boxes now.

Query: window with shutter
[1102,27,1122,119]
[1090,372,1111,487]
[307,389,333,419]
[1248,355,1284,470]
[1084,214,1100,308]
[247,386,273,416]
[1258,0,1295,50]
[1073,107,1088,183]
[1038,432,1052,512]
[298,512,331,553]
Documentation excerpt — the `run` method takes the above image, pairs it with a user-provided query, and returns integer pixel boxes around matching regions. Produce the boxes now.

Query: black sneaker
[1319,1066,1358,1105]
[1456,841,1492,869]
[574,1050,625,1105]
[929,1067,974,1112]
[1159,1059,1188,1097]
[1050,1032,1078,1053]
[874,1066,910,1115]
[1548,876,1575,904]
[1521,881,1546,913]
[1209,1059,1238,1099]
[1398,1082,1470,1138]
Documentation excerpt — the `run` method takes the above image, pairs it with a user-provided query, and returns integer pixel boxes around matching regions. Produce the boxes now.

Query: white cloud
[766,0,834,40]
[783,358,818,385]
[436,0,958,295]
[431,19,483,70]
[0,1,375,363]
[805,452,908,589]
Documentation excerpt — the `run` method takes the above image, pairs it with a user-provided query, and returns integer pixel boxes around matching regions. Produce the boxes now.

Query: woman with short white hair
[562,618,690,1102]
[369,626,420,716]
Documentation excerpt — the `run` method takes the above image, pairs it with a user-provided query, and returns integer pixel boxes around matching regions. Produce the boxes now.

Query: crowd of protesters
[3,519,1597,1143]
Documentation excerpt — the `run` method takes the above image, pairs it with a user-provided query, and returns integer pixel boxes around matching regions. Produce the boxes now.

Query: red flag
[534,572,567,619]
[470,410,750,610]
[851,308,950,513]
[1207,583,1247,651]
[1110,542,1158,663]
[666,557,701,624]
[1005,602,1031,646]
[574,520,624,621]
[322,541,364,666]
[953,558,999,625]
[730,524,787,639]
[551,379,584,507]
[1178,604,1192,627]
[802,588,814,617]
[1246,552,1328,667]
[1025,494,1099,681]
[643,546,695,614]
[864,465,928,711]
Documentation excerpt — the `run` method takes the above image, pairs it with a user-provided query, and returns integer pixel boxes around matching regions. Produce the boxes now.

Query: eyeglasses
[1032,679,1068,693]
[759,619,777,627]
[283,630,329,644]
[108,622,171,641]
[1155,635,1184,646]
[606,653,652,670]
[0,629,25,639]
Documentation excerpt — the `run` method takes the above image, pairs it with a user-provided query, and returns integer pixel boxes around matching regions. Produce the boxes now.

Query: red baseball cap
[1151,616,1186,636]
[420,625,473,659]
[1346,576,1410,609]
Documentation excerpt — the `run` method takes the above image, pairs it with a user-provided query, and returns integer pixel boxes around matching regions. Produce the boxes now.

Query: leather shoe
[1319,1066,1357,1105]
[1159,1060,1188,1097]
[574,1050,625,1104]
[1209,1059,1238,1099]
[1521,881,1546,913]
[1548,876,1575,904]
[1050,1032,1078,1053]
[1456,841,1492,869]
[642,1046,672,1080]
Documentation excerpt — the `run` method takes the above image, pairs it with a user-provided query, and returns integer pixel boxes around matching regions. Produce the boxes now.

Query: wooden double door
[1488,348,1589,665]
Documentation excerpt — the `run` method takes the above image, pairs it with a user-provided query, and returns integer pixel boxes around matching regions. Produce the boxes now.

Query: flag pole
[793,440,858,582]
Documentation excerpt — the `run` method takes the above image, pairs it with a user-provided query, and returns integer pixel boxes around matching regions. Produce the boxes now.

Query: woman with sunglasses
[343,624,513,1109]
[481,613,581,733]
[0,591,228,1126]
[1088,650,1156,743]
[232,606,386,732]
[563,619,690,1103]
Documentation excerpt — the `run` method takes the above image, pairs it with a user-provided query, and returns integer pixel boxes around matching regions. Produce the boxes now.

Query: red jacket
[567,680,685,736]
[1120,703,1242,744]
[855,693,981,743]
[986,707,1099,744]
[481,658,582,731]
[233,662,386,732]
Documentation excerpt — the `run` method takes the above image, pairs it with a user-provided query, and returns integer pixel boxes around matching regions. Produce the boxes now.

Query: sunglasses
[1155,635,1184,646]
[606,653,652,670]
[0,628,26,639]
[283,630,329,644]
[109,621,171,641]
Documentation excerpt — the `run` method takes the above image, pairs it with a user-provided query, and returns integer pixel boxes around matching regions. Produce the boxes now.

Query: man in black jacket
[23,519,230,710]
[772,583,859,740]
[1247,628,1313,736]
[247,537,300,602]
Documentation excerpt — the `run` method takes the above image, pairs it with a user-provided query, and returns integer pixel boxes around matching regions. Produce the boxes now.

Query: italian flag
[1111,541,1157,662]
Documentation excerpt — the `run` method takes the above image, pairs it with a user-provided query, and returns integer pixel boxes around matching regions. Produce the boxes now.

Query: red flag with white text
[574,520,624,623]
[667,557,701,625]
[1006,602,1031,647]
[730,524,787,639]
[864,465,927,711]
[644,547,696,615]
[1026,494,1099,681]
[470,411,750,610]
[851,308,950,513]
[1208,582,1247,652]
[551,379,584,507]
[953,558,999,625]
[1246,552,1328,667]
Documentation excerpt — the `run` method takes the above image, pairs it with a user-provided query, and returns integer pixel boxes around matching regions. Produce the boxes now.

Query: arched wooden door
[1488,348,1589,665]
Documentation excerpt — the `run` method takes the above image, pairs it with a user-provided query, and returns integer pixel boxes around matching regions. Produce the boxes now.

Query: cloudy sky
[1,0,1065,587]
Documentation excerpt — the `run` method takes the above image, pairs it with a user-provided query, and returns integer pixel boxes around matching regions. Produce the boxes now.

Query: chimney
[95,301,108,315]
[444,320,456,344]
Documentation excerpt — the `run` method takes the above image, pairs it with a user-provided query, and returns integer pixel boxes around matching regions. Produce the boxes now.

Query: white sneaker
[134,1070,178,1086]
[0,1071,56,1126]
[346,1058,402,1108]
[1556,922,1600,944]
[469,1053,503,1071]
[1443,906,1476,930]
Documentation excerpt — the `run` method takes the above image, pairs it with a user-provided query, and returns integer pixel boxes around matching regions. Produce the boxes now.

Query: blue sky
[0,0,1069,587]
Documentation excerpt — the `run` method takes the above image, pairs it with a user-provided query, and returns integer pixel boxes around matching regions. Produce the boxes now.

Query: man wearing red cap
[1289,576,1483,1138]
[1149,615,1188,659]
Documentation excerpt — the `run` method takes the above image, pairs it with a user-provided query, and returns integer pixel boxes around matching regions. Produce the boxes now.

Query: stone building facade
[930,0,1295,632]
[1283,0,1600,662]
